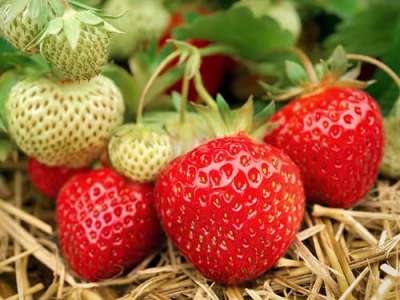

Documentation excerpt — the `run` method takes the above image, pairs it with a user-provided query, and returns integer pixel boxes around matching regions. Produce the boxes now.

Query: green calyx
[0,0,63,26]
[263,46,374,101]
[193,95,276,142]
[35,8,120,51]
[0,0,63,53]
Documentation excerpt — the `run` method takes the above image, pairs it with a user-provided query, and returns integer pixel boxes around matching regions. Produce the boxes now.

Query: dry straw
[0,158,399,299]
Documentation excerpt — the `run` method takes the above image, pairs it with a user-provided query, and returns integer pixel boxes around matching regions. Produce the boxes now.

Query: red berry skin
[28,158,87,198]
[265,87,384,208]
[155,135,305,285]
[160,11,228,100]
[57,168,163,282]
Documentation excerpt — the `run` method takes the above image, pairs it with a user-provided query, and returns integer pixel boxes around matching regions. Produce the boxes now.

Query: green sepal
[285,61,308,85]
[64,15,81,49]
[326,45,349,77]
[34,8,122,50]
[216,94,234,129]
[194,97,257,138]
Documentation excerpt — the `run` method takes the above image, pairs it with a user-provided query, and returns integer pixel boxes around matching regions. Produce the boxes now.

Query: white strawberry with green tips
[104,0,170,60]
[38,7,119,80]
[108,124,172,183]
[6,75,125,168]
[0,0,63,53]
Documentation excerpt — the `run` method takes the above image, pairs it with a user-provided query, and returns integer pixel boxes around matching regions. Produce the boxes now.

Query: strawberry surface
[265,87,384,208]
[28,158,87,198]
[57,168,163,282]
[155,135,305,284]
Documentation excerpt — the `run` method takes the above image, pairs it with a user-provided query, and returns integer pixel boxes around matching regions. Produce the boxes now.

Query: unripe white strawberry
[39,9,118,80]
[108,124,172,182]
[0,0,61,53]
[6,75,124,168]
[104,0,170,60]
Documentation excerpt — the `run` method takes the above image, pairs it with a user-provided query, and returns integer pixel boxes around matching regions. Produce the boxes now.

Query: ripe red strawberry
[57,168,163,282]
[159,10,228,100]
[28,158,87,198]
[155,134,305,284]
[265,87,384,208]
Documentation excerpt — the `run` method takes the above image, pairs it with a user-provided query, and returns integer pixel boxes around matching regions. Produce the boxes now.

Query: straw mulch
[0,156,399,300]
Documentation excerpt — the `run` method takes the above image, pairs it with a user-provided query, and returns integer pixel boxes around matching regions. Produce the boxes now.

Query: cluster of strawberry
[0,0,387,287]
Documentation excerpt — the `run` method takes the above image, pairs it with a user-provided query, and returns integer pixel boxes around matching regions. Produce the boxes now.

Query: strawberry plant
[0,0,399,297]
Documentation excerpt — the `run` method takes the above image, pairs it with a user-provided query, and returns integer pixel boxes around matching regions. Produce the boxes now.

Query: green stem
[346,54,400,87]
[136,50,180,124]
[194,71,218,110]
[179,67,190,123]
[199,44,236,57]
[290,47,318,84]
[60,0,70,10]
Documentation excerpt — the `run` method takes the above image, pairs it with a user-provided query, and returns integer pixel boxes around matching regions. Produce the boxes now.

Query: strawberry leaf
[102,64,140,121]
[367,20,400,116]
[324,3,400,57]
[174,6,295,61]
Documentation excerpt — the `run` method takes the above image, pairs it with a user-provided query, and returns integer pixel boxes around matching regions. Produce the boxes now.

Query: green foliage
[324,3,400,57]
[174,6,295,61]
[367,20,400,116]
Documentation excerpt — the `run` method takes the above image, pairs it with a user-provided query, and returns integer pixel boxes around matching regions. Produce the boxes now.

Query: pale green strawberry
[0,0,62,53]
[108,124,172,183]
[104,0,170,60]
[39,8,119,80]
[6,75,125,168]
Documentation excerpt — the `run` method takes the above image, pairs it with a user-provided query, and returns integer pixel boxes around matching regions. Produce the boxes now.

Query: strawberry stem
[346,54,400,87]
[179,67,191,123]
[60,0,70,10]
[194,71,218,110]
[137,50,181,124]
[290,48,318,84]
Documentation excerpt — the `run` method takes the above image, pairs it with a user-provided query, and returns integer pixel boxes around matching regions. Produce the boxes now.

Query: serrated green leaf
[319,0,364,19]
[0,138,13,161]
[102,64,140,121]
[64,16,81,50]
[78,10,102,25]
[367,19,400,116]
[324,3,400,57]
[285,61,308,85]
[47,18,63,35]
[175,6,295,61]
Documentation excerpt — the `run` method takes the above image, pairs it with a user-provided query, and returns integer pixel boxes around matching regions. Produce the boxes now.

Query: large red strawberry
[264,48,384,208]
[159,10,228,100]
[28,158,88,198]
[57,168,163,282]
[155,134,305,284]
